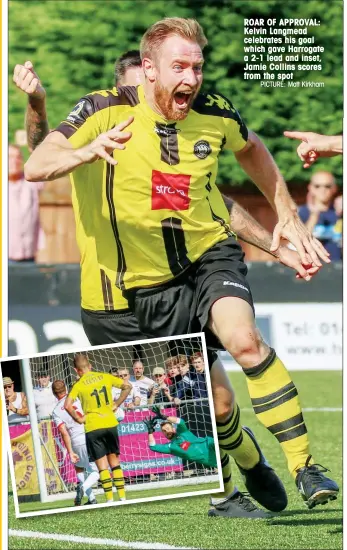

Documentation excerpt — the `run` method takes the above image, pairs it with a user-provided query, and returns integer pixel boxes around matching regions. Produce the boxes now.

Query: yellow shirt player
[65,353,131,503]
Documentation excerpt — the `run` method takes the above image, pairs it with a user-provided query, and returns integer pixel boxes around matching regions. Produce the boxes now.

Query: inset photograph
[2,334,222,517]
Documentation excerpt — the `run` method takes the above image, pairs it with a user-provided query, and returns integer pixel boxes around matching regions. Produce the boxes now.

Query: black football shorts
[81,307,146,345]
[123,236,255,352]
[86,426,120,462]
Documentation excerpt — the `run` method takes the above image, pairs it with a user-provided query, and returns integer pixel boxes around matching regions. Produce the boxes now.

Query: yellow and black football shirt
[56,85,248,294]
[68,371,123,433]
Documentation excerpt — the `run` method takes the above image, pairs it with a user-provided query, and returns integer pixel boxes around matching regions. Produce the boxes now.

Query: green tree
[9,0,343,185]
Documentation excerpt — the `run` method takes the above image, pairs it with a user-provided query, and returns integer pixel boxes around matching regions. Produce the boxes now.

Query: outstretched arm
[222,195,320,281]
[234,130,330,267]
[284,131,342,168]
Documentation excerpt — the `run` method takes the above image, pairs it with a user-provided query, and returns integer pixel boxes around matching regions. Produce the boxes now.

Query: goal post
[21,336,219,503]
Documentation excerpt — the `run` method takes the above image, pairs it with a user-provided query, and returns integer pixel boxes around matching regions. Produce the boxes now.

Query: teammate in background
[33,371,57,420]
[130,360,154,406]
[52,380,99,506]
[284,131,343,168]
[65,353,132,503]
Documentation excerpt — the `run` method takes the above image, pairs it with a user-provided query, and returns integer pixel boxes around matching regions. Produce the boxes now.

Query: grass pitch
[8,371,342,550]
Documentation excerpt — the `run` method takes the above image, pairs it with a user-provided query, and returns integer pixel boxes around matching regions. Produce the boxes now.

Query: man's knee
[223,326,268,368]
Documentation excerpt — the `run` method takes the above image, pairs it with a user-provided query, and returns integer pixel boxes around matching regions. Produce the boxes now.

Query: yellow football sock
[112,465,126,500]
[244,348,312,477]
[211,451,235,502]
[99,469,113,502]
[217,403,260,470]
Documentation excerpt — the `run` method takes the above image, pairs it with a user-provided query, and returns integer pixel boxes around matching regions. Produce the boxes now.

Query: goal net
[24,336,219,502]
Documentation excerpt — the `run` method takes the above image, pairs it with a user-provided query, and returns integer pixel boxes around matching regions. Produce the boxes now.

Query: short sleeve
[51,410,60,428]
[108,373,123,389]
[68,382,79,402]
[222,100,249,152]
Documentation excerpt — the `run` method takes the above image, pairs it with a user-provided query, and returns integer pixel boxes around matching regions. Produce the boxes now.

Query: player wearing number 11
[65,353,132,503]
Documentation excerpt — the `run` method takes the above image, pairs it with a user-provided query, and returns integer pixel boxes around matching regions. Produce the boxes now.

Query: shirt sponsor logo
[152,170,191,211]
[180,441,191,451]
[223,281,249,292]
[194,140,212,160]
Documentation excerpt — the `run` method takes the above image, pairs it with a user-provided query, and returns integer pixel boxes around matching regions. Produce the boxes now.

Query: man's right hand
[78,116,134,166]
[69,451,80,464]
[283,131,342,168]
[13,61,46,99]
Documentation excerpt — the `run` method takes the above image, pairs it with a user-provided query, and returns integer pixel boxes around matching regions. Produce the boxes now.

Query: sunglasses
[118,373,129,378]
[4,385,13,389]
[312,184,333,189]
[154,373,164,377]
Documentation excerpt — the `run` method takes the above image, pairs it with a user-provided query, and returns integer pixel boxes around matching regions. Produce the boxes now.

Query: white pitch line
[241,407,342,413]
[9,530,195,550]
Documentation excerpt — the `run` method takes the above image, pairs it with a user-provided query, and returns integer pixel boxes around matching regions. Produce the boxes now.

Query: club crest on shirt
[180,441,191,451]
[194,140,212,159]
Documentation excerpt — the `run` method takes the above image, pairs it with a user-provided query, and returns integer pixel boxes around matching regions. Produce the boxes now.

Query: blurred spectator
[112,368,141,410]
[4,376,29,424]
[190,352,205,374]
[148,367,177,405]
[109,366,119,376]
[8,144,44,262]
[298,171,342,261]
[130,360,154,406]
[33,371,57,420]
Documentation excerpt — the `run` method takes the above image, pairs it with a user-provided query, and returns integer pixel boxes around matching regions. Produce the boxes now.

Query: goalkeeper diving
[144,406,217,468]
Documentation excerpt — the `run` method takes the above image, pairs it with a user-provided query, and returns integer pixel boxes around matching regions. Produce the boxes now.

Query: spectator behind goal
[112,367,141,410]
[4,376,29,424]
[130,360,154,406]
[33,371,57,420]
[147,367,177,405]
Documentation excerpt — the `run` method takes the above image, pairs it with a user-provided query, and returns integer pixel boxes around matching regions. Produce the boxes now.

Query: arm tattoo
[25,97,49,152]
[223,194,277,257]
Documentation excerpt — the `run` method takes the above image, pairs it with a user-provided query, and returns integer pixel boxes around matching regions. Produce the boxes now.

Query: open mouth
[174,91,192,109]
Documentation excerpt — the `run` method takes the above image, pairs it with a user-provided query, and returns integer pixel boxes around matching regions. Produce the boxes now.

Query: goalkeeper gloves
[143,417,156,434]
[152,405,167,421]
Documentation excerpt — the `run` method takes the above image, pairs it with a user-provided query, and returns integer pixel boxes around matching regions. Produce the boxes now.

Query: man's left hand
[271,212,330,267]
[277,245,320,281]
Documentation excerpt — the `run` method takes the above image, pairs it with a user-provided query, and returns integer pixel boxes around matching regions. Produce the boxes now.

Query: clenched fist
[13,61,45,99]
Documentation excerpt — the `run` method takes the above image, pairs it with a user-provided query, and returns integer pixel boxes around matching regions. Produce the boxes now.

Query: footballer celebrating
[65,353,131,503]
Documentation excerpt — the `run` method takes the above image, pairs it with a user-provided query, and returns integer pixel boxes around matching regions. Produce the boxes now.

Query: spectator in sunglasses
[298,172,342,261]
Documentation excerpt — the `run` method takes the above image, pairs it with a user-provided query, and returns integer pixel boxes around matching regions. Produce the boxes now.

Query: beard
[154,81,197,121]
